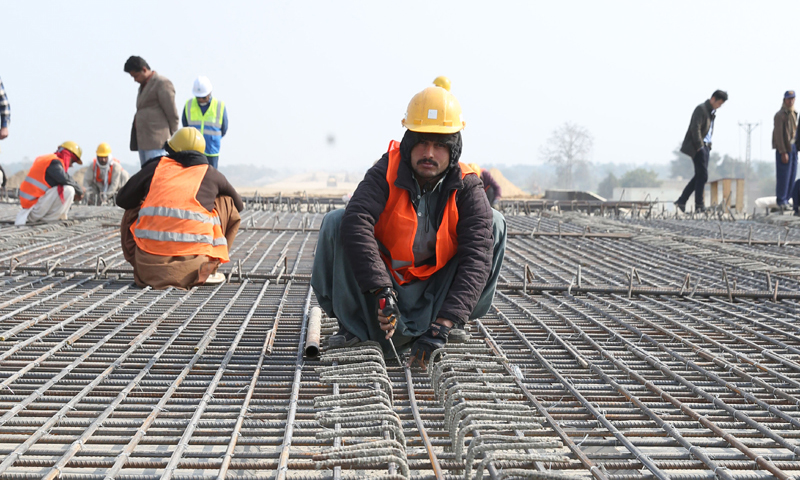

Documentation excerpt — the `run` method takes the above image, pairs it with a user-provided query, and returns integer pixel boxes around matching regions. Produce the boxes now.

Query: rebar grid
[1,204,800,479]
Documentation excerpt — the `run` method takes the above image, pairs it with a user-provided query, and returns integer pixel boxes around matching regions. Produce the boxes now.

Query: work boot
[794,210,800,217]
[327,322,361,348]
[674,202,686,214]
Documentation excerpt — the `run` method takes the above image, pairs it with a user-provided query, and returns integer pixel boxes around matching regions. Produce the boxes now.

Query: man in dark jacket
[311,80,506,367]
[116,127,243,289]
[675,90,728,213]
[774,90,798,211]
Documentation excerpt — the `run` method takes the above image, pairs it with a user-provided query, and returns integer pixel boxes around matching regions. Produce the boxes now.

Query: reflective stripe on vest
[133,228,228,246]
[19,154,58,209]
[185,98,225,156]
[132,157,230,262]
[373,140,478,285]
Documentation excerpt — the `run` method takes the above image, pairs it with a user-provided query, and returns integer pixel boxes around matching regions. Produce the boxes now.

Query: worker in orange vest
[116,127,243,289]
[16,141,85,225]
[84,143,130,205]
[311,77,507,367]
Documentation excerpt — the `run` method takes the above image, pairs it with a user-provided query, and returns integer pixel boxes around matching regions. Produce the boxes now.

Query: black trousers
[677,146,709,208]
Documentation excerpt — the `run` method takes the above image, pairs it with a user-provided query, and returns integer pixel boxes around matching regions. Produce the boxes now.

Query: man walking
[773,90,798,212]
[311,80,506,367]
[124,56,179,166]
[675,90,728,213]
[182,76,228,169]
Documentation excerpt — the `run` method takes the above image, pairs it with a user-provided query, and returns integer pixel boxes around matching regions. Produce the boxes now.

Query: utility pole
[739,121,759,213]
[739,121,759,172]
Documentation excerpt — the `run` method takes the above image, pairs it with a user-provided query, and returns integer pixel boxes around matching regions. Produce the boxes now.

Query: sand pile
[489,168,528,198]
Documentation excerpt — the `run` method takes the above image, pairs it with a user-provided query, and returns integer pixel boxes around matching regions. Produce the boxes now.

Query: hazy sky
[2,1,798,172]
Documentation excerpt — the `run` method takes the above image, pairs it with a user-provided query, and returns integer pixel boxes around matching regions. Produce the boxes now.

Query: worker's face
[710,97,726,110]
[410,140,450,181]
[785,97,796,109]
[197,95,211,104]
[129,67,151,85]
[97,156,109,165]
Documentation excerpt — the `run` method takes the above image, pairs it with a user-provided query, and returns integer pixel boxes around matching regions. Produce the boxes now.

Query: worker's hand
[407,318,453,369]
[75,189,84,201]
[783,152,790,164]
[375,287,399,340]
[491,199,501,210]
[0,127,8,140]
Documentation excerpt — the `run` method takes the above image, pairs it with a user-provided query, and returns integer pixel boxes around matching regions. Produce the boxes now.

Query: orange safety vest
[19,154,62,209]
[93,158,114,185]
[132,157,230,262]
[373,140,478,285]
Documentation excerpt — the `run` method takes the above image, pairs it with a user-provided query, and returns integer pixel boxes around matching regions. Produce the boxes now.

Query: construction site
[0,195,794,480]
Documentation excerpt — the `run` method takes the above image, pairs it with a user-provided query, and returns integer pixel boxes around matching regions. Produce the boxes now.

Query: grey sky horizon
[2,0,798,174]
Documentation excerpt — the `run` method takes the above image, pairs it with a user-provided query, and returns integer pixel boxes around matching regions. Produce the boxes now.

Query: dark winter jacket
[341,131,494,324]
[116,150,243,212]
[680,99,715,156]
[44,158,82,193]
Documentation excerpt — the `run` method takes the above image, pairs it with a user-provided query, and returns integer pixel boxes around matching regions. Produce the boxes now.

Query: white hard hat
[192,76,213,97]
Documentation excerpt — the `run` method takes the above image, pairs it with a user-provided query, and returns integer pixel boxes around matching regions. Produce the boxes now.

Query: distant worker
[468,163,502,208]
[124,56,179,167]
[16,142,84,225]
[116,127,243,289]
[182,76,228,169]
[675,90,728,213]
[311,78,507,368]
[0,77,10,188]
[773,90,798,213]
[0,76,10,141]
[83,143,130,205]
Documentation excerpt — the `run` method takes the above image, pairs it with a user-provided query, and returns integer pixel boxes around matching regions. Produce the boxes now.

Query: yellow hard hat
[167,127,206,154]
[96,142,112,157]
[433,76,451,91]
[59,141,83,164]
[402,86,465,134]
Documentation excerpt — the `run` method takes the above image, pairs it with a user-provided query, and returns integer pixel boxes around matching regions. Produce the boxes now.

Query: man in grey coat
[675,90,728,213]
[124,56,180,166]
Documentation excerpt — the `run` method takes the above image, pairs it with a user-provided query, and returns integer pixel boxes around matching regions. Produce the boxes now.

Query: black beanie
[398,130,463,168]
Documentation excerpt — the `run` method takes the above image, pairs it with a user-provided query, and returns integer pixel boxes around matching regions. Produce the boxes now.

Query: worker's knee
[491,209,507,245]
[319,208,345,237]
[61,186,75,200]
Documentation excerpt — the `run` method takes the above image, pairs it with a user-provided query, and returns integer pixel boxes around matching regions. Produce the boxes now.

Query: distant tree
[620,168,662,188]
[540,122,593,189]
[597,172,619,199]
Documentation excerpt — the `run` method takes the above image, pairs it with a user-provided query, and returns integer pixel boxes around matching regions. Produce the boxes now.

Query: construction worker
[83,143,130,205]
[467,163,503,209]
[182,76,228,169]
[116,127,243,289]
[15,141,84,225]
[311,78,507,368]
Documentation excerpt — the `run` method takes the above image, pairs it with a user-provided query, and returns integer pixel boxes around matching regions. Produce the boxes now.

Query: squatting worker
[311,78,507,368]
[83,143,130,205]
[468,163,502,209]
[182,76,228,169]
[16,141,84,225]
[124,56,179,167]
[773,90,798,212]
[116,127,244,289]
[675,90,728,213]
